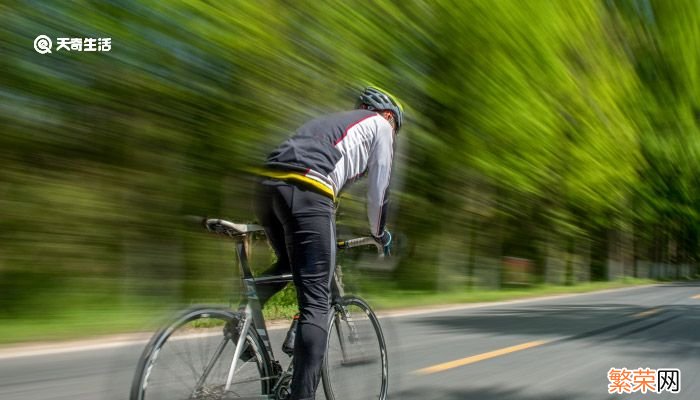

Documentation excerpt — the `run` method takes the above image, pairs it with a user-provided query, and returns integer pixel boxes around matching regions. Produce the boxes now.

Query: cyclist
[254,86,403,400]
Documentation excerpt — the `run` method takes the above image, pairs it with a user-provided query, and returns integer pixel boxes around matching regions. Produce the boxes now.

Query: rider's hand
[373,229,392,256]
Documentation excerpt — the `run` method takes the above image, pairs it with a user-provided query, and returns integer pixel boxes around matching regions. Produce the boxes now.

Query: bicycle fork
[335,302,373,366]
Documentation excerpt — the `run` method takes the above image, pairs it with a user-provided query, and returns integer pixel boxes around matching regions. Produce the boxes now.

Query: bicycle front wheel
[322,296,388,400]
[130,307,271,400]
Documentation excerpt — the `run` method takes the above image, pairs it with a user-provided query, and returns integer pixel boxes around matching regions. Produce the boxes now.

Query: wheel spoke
[323,297,388,400]
[131,308,270,400]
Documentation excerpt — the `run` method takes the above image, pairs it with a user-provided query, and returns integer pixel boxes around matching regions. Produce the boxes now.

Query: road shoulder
[0,283,661,359]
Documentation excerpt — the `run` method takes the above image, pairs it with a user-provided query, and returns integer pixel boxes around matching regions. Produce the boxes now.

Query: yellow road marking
[633,308,662,318]
[415,340,549,375]
[691,294,700,299]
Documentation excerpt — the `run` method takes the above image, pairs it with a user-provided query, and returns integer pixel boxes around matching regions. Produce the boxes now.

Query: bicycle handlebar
[337,237,382,253]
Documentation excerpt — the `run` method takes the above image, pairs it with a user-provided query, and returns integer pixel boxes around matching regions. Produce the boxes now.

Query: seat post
[236,237,255,280]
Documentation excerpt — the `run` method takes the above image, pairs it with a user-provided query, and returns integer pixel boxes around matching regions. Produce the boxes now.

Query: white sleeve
[366,121,394,237]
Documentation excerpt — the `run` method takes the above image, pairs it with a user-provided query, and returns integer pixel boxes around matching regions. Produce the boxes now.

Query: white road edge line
[376,283,661,319]
[0,283,660,360]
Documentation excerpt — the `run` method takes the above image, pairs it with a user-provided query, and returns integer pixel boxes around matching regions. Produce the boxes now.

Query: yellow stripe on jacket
[254,168,335,200]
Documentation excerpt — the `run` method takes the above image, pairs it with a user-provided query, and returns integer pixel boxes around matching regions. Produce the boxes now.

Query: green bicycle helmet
[357,86,404,131]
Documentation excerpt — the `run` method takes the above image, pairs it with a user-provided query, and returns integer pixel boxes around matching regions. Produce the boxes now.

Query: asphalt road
[1,282,698,399]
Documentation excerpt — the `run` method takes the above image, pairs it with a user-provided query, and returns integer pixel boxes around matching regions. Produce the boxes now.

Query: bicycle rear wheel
[322,296,388,400]
[130,307,271,400]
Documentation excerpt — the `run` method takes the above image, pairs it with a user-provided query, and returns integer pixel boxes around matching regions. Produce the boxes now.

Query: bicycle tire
[322,296,388,400]
[130,306,272,400]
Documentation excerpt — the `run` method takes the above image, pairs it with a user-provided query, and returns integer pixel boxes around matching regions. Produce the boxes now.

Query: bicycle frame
[225,238,291,393]
[194,218,381,398]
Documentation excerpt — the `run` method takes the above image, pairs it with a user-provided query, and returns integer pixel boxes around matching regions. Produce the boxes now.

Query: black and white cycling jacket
[263,109,394,237]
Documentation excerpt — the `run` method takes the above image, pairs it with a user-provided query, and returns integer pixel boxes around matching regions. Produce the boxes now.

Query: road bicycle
[130,218,388,400]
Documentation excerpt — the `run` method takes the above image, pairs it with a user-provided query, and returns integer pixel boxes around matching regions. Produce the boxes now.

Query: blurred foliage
[1,0,700,323]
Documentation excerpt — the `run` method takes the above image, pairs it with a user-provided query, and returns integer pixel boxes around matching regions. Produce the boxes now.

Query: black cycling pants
[255,179,336,400]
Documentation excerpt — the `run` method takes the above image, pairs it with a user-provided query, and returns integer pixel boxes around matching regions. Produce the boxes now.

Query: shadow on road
[415,304,700,344]
[411,302,700,350]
